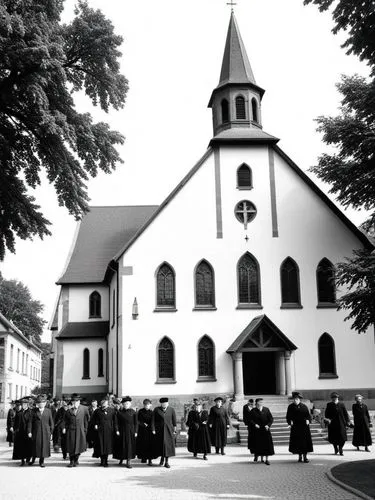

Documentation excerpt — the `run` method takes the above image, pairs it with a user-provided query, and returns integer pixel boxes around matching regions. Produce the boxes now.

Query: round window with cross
[235,200,257,229]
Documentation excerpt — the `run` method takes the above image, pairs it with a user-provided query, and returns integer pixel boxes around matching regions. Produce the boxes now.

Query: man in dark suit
[62,394,90,467]
[27,394,54,467]
[243,398,254,458]
[152,397,177,468]
[324,392,350,455]
[93,397,115,467]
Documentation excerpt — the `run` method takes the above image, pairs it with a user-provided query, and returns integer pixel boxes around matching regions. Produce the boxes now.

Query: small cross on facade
[244,235,249,242]
[226,0,237,12]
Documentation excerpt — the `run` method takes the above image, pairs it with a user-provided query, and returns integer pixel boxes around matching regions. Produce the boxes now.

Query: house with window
[0,312,42,415]
[50,13,375,406]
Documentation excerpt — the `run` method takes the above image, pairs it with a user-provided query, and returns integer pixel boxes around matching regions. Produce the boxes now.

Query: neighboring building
[50,13,375,405]
[0,312,42,415]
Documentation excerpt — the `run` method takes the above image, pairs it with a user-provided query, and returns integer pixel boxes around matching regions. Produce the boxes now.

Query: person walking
[351,394,372,452]
[27,394,54,467]
[114,396,137,468]
[324,392,350,456]
[93,397,115,467]
[12,398,32,466]
[286,392,313,463]
[6,401,15,447]
[136,399,155,466]
[208,397,230,455]
[249,398,274,465]
[243,398,255,458]
[151,397,177,469]
[62,394,89,467]
[186,400,211,460]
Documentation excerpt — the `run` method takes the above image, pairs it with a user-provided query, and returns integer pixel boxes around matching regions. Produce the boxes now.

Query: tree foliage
[304,0,375,332]
[0,0,128,260]
[0,272,45,344]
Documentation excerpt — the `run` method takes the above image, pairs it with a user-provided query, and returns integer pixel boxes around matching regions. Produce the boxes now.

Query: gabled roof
[209,127,279,147]
[57,206,158,284]
[56,321,109,339]
[227,315,298,353]
[0,312,42,352]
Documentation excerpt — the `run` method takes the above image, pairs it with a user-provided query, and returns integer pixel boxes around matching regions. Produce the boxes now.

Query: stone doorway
[242,351,276,394]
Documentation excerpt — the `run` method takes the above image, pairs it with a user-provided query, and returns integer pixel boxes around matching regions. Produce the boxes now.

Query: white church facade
[50,13,375,406]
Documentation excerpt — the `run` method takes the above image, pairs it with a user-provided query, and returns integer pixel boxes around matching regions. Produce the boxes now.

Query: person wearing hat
[243,399,255,457]
[54,400,68,458]
[136,399,155,465]
[186,400,211,460]
[351,394,372,452]
[92,397,116,467]
[6,400,16,447]
[27,394,54,467]
[62,394,89,467]
[12,398,33,465]
[208,397,230,455]
[113,396,137,468]
[249,398,274,465]
[286,392,313,463]
[151,397,177,468]
[324,392,350,455]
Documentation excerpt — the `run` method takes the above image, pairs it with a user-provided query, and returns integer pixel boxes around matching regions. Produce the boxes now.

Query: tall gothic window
[318,333,337,377]
[195,260,215,308]
[157,337,175,381]
[98,348,104,377]
[237,253,261,305]
[316,258,336,305]
[235,95,246,119]
[198,336,215,379]
[89,291,101,318]
[221,99,229,123]
[237,164,252,189]
[83,348,90,379]
[251,98,258,123]
[280,257,301,306]
[156,263,176,308]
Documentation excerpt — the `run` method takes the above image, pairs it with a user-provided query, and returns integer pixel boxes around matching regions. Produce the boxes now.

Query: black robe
[352,403,372,447]
[113,408,137,460]
[249,407,275,456]
[243,404,255,453]
[92,406,115,456]
[63,406,89,455]
[151,406,176,458]
[208,406,229,448]
[325,401,350,446]
[6,408,15,443]
[27,408,54,458]
[12,409,32,460]
[54,407,67,455]
[186,409,211,454]
[286,402,313,454]
[87,408,98,449]
[136,408,155,460]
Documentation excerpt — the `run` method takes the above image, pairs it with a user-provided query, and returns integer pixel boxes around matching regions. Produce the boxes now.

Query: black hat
[15,399,21,405]
[36,394,47,403]
[214,397,223,402]
[159,397,168,403]
[122,396,132,403]
[71,394,81,402]
[292,392,302,399]
[143,398,151,405]
[330,392,339,399]
[255,398,263,403]
[248,398,254,403]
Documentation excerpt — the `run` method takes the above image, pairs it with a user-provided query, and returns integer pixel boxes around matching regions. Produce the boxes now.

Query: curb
[326,470,374,500]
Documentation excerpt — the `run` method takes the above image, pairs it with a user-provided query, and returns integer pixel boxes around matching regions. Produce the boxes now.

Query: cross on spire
[226,0,237,12]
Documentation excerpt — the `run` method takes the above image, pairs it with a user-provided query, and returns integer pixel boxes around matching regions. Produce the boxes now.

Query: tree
[304,0,375,332]
[0,0,128,260]
[0,272,45,344]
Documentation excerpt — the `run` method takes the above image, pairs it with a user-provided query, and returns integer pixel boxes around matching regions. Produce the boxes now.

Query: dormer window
[237,163,252,189]
[251,98,258,123]
[235,95,246,119]
[89,291,101,318]
[221,99,229,123]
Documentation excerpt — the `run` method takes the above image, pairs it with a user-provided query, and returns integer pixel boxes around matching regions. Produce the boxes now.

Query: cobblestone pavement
[2,438,373,500]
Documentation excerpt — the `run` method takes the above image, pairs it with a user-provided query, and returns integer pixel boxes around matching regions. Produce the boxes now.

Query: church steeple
[209,13,277,144]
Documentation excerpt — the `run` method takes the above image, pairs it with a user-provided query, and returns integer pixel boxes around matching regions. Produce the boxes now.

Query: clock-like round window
[235,200,257,229]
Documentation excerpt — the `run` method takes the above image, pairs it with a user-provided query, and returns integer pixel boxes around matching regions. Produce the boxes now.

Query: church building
[50,13,375,406]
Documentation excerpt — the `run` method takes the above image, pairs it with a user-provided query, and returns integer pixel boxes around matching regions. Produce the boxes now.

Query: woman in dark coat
[114,396,138,468]
[249,398,274,465]
[243,399,255,456]
[286,392,313,463]
[136,399,155,465]
[62,395,89,467]
[27,395,54,467]
[186,401,211,460]
[93,398,115,467]
[12,399,32,465]
[6,402,15,446]
[151,397,177,468]
[208,397,230,455]
[324,392,350,455]
[352,394,372,451]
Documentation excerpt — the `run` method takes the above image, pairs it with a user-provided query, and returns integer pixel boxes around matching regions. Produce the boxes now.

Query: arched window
[316,258,336,305]
[235,95,246,119]
[237,253,261,305]
[280,257,301,306]
[156,263,176,308]
[195,260,215,308]
[89,291,101,318]
[237,163,252,189]
[221,99,229,123]
[198,335,215,379]
[98,348,104,377]
[83,348,90,379]
[318,333,337,377]
[251,98,258,123]
[157,337,175,381]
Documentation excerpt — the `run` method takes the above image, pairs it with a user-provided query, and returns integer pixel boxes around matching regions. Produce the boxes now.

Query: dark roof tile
[56,321,109,339]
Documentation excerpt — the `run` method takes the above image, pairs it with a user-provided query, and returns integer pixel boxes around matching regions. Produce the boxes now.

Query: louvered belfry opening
[238,253,260,304]
[221,98,229,123]
[158,337,174,379]
[237,164,252,188]
[198,336,215,377]
[281,257,300,304]
[195,260,215,306]
[235,95,246,119]
[156,263,175,307]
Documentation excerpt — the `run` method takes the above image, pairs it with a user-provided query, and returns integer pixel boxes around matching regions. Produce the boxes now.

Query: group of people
[6,391,372,468]
[242,392,373,465]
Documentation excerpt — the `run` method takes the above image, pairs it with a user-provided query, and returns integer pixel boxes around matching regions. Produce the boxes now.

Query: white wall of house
[68,285,109,323]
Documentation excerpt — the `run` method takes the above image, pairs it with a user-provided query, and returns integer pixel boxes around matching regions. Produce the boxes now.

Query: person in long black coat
[27,394,54,467]
[136,399,155,465]
[351,394,372,451]
[114,396,138,468]
[286,392,313,463]
[62,395,89,467]
[249,398,274,465]
[93,398,115,467]
[151,397,177,468]
[54,400,68,459]
[6,402,15,446]
[208,397,230,455]
[186,401,211,460]
[12,399,32,465]
[324,392,350,455]
[243,399,255,456]
[87,400,98,451]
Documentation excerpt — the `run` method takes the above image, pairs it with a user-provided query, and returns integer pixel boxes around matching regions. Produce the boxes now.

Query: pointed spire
[218,12,256,87]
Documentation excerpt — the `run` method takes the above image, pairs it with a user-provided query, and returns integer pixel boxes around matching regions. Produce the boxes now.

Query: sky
[0,0,371,342]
